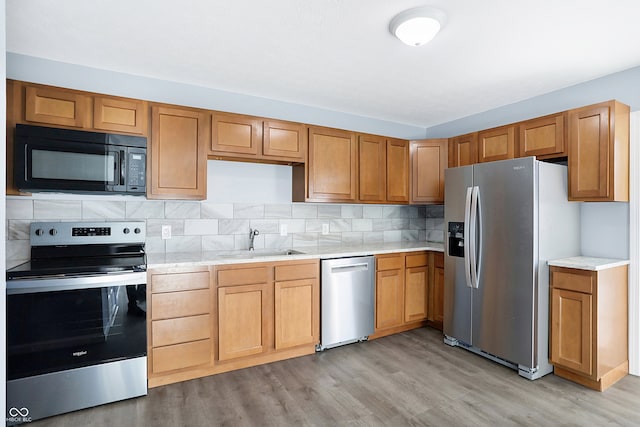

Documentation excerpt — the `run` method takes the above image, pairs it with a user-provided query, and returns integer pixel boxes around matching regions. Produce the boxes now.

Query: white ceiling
[6,0,640,128]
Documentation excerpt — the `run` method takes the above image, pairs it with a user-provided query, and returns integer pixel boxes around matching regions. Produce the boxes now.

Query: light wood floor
[31,327,640,426]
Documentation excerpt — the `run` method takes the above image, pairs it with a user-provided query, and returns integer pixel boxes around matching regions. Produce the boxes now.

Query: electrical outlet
[280,223,288,236]
[322,223,329,235]
[161,225,172,240]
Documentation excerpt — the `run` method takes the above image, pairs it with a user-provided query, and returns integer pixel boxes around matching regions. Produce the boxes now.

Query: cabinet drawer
[150,270,210,293]
[152,314,211,347]
[274,261,318,281]
[217,266,269,287]
[151,289,211,320]
[152,339,212,373]
[406,253,428,268]
[551,269,594,294]
[377,255,404,271]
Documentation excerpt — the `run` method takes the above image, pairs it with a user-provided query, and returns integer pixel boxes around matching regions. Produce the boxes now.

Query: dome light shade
[389,6,446,47]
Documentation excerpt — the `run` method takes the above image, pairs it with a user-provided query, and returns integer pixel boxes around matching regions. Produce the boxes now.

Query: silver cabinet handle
[330,263,369,274]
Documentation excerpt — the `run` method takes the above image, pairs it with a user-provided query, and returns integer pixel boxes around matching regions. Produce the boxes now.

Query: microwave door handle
[120,150,126,186]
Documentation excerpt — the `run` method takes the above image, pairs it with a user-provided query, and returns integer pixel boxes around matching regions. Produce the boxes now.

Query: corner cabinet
[568,100,630,201]
[149,105,209,200]
[410,139,447,204]
[550,264,628,391]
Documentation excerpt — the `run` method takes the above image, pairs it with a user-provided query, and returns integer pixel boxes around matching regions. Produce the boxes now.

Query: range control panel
[30,221,146,246]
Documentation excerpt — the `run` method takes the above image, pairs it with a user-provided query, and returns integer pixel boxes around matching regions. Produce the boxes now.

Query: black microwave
[14,124,147,195]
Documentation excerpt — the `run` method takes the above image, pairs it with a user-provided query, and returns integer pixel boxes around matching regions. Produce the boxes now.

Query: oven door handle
[6,271,147,294]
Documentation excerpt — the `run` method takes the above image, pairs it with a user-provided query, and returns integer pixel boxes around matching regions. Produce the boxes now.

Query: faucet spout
[249,228,260,251]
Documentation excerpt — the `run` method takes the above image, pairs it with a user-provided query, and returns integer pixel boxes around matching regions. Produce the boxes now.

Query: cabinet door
[519,112,566,158]
[24,85,89,128]
[358,134,386,202]
[410,139,447,204]
[274,278,319,349]
[263,120,305,161]
[404,266,428,323]
[93,96,148,135]
[478,125,517,163]
[218,283,269,361]
[448,133,478,167]
[386,139,410,203]
[375,269,404,330]
[551,288,593,376]
[307,127,357,202]
[210,113,262,156]
[432,265,444,327]
[149,105,208,199]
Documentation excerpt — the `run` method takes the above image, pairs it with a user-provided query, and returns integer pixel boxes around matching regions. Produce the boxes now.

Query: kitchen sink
[217,249,305,259]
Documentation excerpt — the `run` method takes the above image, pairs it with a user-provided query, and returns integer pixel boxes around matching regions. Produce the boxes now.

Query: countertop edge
[548,256,630,271]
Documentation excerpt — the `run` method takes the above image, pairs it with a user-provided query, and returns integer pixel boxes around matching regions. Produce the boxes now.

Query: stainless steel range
[6,221,148,424]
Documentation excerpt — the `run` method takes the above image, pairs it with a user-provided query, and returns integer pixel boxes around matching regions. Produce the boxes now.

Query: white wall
[580,203,629,259]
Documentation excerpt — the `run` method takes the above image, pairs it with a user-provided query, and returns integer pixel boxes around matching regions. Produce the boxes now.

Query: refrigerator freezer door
[444,165,474,345]
[472,157,537,368]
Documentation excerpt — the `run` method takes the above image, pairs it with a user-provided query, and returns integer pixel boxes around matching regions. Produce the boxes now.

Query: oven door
[6,271,147,381]
[14,136,125,193]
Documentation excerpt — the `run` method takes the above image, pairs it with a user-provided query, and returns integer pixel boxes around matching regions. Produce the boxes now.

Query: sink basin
[217,249,305,259]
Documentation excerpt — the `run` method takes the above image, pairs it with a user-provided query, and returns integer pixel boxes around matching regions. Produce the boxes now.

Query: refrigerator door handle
[464,187,473,288]
[470,186,482,289]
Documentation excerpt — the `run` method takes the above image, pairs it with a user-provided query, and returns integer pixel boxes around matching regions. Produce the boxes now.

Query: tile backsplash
[6,197,444,265]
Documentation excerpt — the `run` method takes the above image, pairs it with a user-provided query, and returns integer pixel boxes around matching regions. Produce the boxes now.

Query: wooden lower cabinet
[430,253,445,329]
[549,264,628,391]
[371,251,443,339]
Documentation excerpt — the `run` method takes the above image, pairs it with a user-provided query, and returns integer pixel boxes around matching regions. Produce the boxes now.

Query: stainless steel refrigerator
[444,157,580,380]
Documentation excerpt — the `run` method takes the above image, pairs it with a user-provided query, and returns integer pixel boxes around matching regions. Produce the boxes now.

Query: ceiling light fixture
[389,6,446,47]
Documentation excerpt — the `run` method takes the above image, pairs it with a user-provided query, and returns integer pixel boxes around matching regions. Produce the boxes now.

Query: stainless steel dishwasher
[317,256,375,350]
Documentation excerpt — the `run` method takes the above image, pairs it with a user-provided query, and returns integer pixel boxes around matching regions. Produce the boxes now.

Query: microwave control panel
[127,150,146,191]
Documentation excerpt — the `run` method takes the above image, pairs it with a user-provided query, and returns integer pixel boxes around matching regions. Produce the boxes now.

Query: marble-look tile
[165,201,200,219]
[318,205,341,218]
[341,232,363,245]
[202,235,235,251]
[264,234,293,249]
[6,199,33,220]
[319,233,341,247]
[383,206,408,219]
[144,237,165,254]
[292,204,317,218]
[363,206,383,219]
[426,205,445,218]
[34,200,82,219]
[234,204,264,219]
[249,219,280,234]
[146,219,184,237]
[372,218,409,231]
[410,218,427,230]
[432,217,445,230]
[8,220,31,240]
[165,236,202,253]
[427,230,445,243]
[352,219,373,232]
[279,219,305,233]
[184,219,218,235]
[407,206,420,219]
[265,204,292,218]
[330,219,351,232]
[6,239,30,263]
[305,219,325,233]
[219,219,251,235]
[341,205,363,219]
[292,232,319,247]
[363,232,384,244]
[126,201,165,219]
[401,230,420,241]
[82,201,126,219]
[235,234,264,250]
[201,203,234,219]
[383,230,402,242]
[415,206,427,218]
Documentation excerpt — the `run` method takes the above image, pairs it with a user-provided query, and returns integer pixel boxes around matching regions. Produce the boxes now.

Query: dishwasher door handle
[330,263,370,273]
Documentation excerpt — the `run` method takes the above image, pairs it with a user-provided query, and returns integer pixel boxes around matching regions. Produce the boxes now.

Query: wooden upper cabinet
[306,126,357,202]
[519,112,566,159]
[24,85,90,128]
[358,134,386,202]
[478,125,517,163]
[410,139,447,204]
[263,120,305,161]
[386,139,410,203]
[210,112,262,156]
[149,105,208,200]
[448,132,478,167]
[568,100,629,202]
[93,96,148,135]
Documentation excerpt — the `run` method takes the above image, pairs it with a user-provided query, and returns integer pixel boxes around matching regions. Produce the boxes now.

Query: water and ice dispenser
[448,222,465,257]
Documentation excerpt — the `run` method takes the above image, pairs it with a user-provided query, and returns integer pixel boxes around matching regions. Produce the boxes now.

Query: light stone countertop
[147,241,444,269]
[547,256,630,271]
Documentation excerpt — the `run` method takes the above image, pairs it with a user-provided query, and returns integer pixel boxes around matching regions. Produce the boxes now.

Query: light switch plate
[280,223,288,236]
[161,225,172,240]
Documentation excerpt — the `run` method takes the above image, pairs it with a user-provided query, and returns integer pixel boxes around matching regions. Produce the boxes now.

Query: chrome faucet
[249,228,259,251]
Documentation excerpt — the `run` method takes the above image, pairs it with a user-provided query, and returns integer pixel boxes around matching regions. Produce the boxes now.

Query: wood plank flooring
[30,327,640,426]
